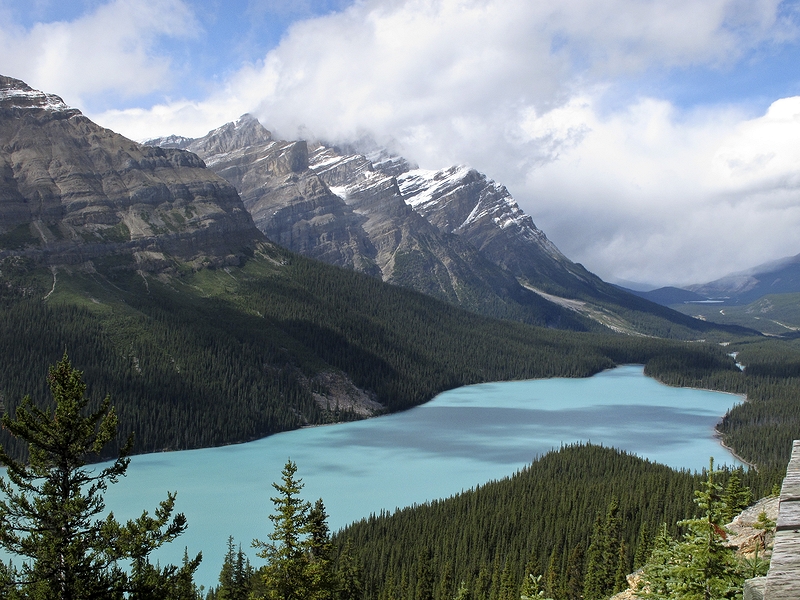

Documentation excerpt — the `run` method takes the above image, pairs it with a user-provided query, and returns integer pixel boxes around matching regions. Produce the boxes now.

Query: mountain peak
[0,76,263,271]
[185,114,273,157]
[0,75,79,116]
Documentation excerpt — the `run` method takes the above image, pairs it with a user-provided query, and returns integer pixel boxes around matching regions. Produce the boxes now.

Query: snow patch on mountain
[143,134,193,149]
[397,166,563,260]
[0,84,73,113]
[399,166,474,211]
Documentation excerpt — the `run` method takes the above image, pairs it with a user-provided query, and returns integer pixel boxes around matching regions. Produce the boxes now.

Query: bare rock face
[183,116,382,277]
[307,144,532,305]
[178,116,550,315]
[0,76,263,270]
[397,166,607,297]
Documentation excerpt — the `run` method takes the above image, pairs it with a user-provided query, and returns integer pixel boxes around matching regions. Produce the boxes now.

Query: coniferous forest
[2,246,797,468]
[1,245,799,599]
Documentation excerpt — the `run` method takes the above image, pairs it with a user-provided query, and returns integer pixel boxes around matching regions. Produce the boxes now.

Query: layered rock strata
[0,76,263,270]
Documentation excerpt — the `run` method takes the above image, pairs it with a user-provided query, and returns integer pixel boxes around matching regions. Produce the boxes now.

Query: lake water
[63,366,747,587]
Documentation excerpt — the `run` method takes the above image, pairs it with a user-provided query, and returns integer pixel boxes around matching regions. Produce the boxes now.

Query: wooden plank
[764,441,800,598]
[764,530,800,598]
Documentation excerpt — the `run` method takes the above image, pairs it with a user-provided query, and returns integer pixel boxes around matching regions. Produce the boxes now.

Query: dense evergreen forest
[329,444,774,600]
[0,243,798,598]
[2,245,780,465]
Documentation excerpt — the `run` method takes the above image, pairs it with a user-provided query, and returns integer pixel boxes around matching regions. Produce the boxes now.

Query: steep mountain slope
[151,115,752,338]
[159,116,588,329]
[0,76,261,271]
[397,165,594,296]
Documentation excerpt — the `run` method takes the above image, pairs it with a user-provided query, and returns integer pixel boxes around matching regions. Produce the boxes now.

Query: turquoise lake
[93,365,743,588]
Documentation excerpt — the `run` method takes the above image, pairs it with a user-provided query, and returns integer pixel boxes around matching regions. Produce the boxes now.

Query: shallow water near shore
[93,366,739,587]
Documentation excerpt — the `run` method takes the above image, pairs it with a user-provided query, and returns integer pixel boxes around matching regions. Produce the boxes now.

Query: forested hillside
[0,243,750,461]
[331,444,775,600]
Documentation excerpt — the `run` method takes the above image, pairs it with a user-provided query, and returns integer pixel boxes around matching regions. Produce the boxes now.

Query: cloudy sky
[2,0,800,287]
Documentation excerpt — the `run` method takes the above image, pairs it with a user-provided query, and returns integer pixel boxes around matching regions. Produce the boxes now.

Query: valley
[99,365,745,588]
[1,74,799,599]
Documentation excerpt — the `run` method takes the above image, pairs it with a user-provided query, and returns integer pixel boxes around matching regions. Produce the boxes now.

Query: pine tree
[252,463,339,600]
[544,547,561,600]
[612,541,628,594]
[721,470,751,523]
[637,524,675,599]
[415,549,434,600]
[562,544,584,600]
[437,560,454,600]
[308,499,336,600]
[583,513,606,600]
[632,523,650,571]
[584,498,622,600]
[637,460,743,600]
[498,558,516,600]
[671,459,742,599]
[0,352,196,599]
[254,459,312,600]
[128,547,203,600]
[336,539,362,600]
[217,536,253,600]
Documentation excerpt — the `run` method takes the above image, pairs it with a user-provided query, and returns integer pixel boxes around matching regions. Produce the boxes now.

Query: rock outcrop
[611,496,780,600]
[0,76,263,271]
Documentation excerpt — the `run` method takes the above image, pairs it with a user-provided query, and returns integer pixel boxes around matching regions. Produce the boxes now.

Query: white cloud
[9,0,800,285]
[522,96,800,285]
[0,0,199,107]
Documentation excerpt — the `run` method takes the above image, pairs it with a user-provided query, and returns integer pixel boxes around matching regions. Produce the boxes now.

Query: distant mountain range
[686,253,800,304]
[146,114,741,338]
[626,253,800,306]
[619,254,800,334]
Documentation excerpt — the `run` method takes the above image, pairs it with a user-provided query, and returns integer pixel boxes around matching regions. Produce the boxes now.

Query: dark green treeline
[0,247,750,461]
[645,338,800,470]
[332,444,774,600]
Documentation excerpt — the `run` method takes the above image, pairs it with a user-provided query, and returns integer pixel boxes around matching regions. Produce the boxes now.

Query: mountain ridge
[163,115,591,330]
[147,113,749,339]
[629,252,800,309]
[0,75,263,273]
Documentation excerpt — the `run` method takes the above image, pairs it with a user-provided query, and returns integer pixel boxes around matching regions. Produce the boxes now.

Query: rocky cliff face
[147,114,713,335]
[173,116,573,324]
[0,76,263,271]
[396,166,606,297]
[179,116,382,276]
[175,115,610,300]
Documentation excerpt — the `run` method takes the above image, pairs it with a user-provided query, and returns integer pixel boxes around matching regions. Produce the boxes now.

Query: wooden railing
[745,440,800,600]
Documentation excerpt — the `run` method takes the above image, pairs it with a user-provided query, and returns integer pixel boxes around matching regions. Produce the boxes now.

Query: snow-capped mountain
[396,166,605,296]
[161,115,584,328]
[146,114,732,336]
[305,138,607,299]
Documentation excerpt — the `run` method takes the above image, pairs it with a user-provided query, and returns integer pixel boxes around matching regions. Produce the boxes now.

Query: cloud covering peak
[2,0,799,286]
